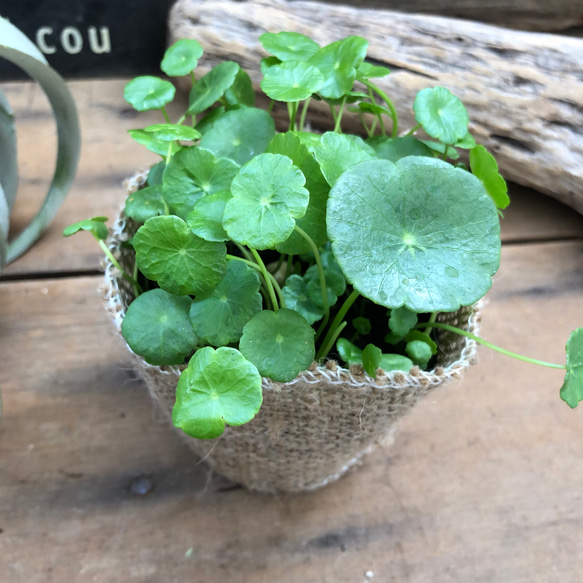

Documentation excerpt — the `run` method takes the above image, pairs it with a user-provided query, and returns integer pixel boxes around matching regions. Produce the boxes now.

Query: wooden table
[1,79,583,583]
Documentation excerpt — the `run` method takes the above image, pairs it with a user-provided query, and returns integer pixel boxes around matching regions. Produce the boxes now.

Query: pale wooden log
[170,0,583,214]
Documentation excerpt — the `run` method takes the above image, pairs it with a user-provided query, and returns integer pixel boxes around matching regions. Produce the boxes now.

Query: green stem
[316,289,360,360]
[287,102,299,131]
[226,254,286,308]
[299,97,311,131]
[416,322,566,370]
[334,97,347,133]
[329,103,338,126]
[294,225,329,326]
[161,106,170,123]
[361,79,398,138]
[319,321,348,363]
[267,100,275,114]
[405,122,422,136]
[249,248,279,312]
[424,311,437,335]
[98,239,142,294]
[165,142,173,166]
[234,242,254,263]
[190,71,196,86]
[358,111,373,138]
[271,253,285,275]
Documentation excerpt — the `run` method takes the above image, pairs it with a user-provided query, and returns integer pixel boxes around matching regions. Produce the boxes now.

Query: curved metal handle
[0,16,81,272]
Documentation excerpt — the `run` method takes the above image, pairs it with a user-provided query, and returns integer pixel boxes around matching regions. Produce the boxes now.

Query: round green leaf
[187,190,231,242]
[413,87,469,145]
[367,136,434,162]
[143,124,201,142]
[469,145,510,210]
[161,39,203,77]
[357,62,390,80]
[389,306,418,337]
[404,330,437,354]
[259,32,320,62]
[128,129,181,157]
[121,289,197,365]
[293,131,322,152]
[147,161,165,186]
[261,61,323,102]
[455,131,476,149]
[240,308,315,382]
[304,249,346,310]
[223,153,309,249]
[406,340,432,367]
[224,68,255,107]
[190,260,262,347]
[282,274,324,325]
[308,36,368,99]
[187,61,240,115]
[261,56,281,75]
[560,328,583,408]
[380,354,413,372]
[63,216,108,240]
[172,346,263,439]
[267,132,329,254]
[353,317,371,336]
[134,215,227,296]
[327,157,501,312]
[125,185,167,223]
[162,146,239,219]
[362,343,382,377]
[199,107,275,166]
[314,131,375,187]
[336,338,362,365]
[124,76,175,111]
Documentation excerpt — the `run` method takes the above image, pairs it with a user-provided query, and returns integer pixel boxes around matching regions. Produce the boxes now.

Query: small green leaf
[121,289,197,365]
[455,131,476,149]
[63,216,108,240]
[413,87,469,145]
[259,32,320,62]
[420,140,460,160]
[469,145,510,210]
[260,56,281,74]
[362,343,382,377]
[406,340,432,368]
[134,215,227,296]
[240,308,316,382]
[367,136,434,162]
[187,61,240,115]
[336,338,362,365]
[314,131,375,187]
[200,107,275,166]
[405,330,437,354]
[380,354,413,372]
[389,307,418,337]
[125,185,167,223]
[147,161,165,186]
[304,249,346,310]
[282,274,324,325]
[162,146,239,220]
[308,36,368,99]
[224,68,255,107]
[353,317,371,336]
[161,39,203,77]
[327,158,500,312]
[261,61,323,102]
[187,190,231,242]
[560,328,583,408]
[293,131,322,152]
[124,76,176,111]
[172,346,263,439]
[128,129,181,157]
[357,62,390,80]
[223,153,309,249]
[190,260,262,346]
[143,123,201,142]
[352,101,392,118]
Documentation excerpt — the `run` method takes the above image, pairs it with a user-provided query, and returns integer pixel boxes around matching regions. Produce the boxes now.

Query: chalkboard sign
[0,0,173,80]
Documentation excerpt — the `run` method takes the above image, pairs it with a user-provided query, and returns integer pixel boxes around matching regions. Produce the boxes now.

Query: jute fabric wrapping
[100,171,482,493]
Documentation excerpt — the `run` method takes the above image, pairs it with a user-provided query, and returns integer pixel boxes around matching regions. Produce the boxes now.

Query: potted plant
[65,32,582,492]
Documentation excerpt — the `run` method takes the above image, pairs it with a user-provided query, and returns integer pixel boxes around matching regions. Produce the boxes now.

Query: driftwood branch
[170,0,583,213]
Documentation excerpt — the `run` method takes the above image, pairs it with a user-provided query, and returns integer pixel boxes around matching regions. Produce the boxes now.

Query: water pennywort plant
[66,32,583,439]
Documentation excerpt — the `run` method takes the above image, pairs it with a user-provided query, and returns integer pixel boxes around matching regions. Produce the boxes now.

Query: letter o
[60,27,83,55]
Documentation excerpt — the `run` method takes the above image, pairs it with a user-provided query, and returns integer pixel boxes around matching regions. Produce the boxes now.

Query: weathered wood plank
[170,0,583,213]
[1,241,582,582]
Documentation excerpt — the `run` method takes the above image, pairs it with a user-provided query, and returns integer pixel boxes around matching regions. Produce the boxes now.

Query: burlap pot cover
[101,171,482,493]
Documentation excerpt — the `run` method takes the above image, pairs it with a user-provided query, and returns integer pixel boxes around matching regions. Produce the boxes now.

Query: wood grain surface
[1,240,583,582]
[2,79,583,278]
[170,0,583,213]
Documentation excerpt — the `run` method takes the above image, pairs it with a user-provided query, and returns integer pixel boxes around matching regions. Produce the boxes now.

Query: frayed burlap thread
[100,171,482,493]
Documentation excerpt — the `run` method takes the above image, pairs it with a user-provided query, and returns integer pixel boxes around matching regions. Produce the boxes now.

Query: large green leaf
[261,61,323,102]
[308,36,368,99]
[199,107,275,166]
[172,346,263,439]
[367,136,434,162]
[560,328,583,408]
[469,145,510,210]
[413,87,469,145]
[162,146,239,219]
[134,215,227,296]
[187,61,240,115]
[314,132,375,187]
[124,185,167,223]
[259,32,320,62]
[223,153,309,249]
[327,157,501,312]
[267,132,329,254]
[224,68,255,107]
[121,289,197,365]
[161,39,203,77]
[239,308,315,382]
[190,260,262,346]
[124,76,176,111]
